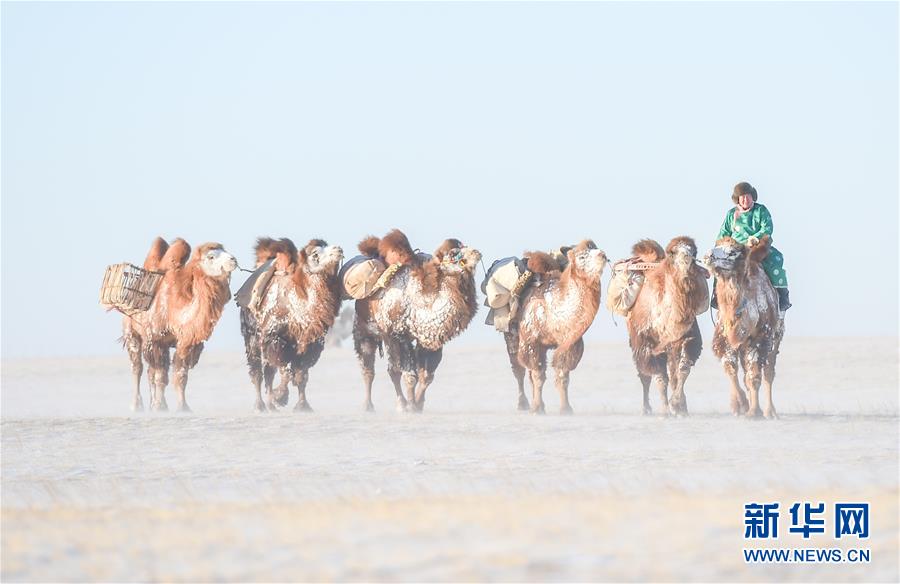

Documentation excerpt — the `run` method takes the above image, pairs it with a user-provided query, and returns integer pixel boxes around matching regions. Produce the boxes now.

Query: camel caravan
[99,182,789,418]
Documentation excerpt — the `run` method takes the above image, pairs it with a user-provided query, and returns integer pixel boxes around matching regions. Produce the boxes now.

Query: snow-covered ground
[2,337,897,581]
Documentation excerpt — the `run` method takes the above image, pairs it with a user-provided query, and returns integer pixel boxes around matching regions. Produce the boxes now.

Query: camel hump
[379,229,416,265]
[525,251,560,274]
[748,234,771,263]
[358,235,381,257]
[632,239,664,262]
[253,237,280,266]
[143,237,169,271]
[160,238,191,271]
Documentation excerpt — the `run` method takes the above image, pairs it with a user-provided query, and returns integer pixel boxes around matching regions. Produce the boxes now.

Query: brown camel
[241,237,344,412]
[625,237,709,416]
[353,229,481,412]
[705,235,784,418]
[122,237,237,411]
[504,240,608,414]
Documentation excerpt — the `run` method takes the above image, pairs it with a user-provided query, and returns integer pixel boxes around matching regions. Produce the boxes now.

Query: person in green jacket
[712,181,791,311]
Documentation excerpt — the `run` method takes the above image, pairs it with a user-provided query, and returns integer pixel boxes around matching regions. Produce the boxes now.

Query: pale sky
[2,1,897,358]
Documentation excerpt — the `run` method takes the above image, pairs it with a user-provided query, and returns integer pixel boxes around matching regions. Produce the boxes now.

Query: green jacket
[717,203,774,244]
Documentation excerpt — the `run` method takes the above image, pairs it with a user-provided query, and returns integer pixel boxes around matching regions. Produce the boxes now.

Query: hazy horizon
[2,1,898,359]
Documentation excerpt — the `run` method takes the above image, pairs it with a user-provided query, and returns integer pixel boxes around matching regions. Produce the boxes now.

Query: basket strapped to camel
[481,257,531,332]
[606,260,659,316]
[99,263,163,316]
[339,255,388,300]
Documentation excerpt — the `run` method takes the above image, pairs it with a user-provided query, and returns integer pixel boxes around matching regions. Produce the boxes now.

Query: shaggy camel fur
[504,240,608,414]
[625,237,709,416]
[354,229,481,412]
[122,237,237,411]
[241,237,343,412]
[706,235,784,418]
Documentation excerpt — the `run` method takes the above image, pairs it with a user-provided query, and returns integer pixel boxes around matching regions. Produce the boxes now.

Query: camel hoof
[530,404,546,415]
[151,400,169,412]
[764,410,778,420]
[131,399,144,413]
[642,404,652,416]
[559,405,574,415]
[744,409,763,419]
[363,401,375,413]
[517,397,530,411]
[293,401,314,413]
[177,403,192,414]
[253,401,267,413]
[275,392,290,408]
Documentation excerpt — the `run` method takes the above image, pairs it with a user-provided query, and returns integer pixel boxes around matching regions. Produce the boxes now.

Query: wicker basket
[99,263,163,316]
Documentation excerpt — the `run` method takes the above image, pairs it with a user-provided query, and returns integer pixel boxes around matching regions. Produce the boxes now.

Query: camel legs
[262,366,276,410]
[292,368,313,412]
[741,348,763,418]
[246,352,267,413]
[145,344,170,411]
[172,344,202,413]
[654,373,671,416]
[268,366,291,411]
[524,347,548,415]
[639,373,653,415]
[554,369,573,415]
[241,309,266,413]
[504,331,529,411]
[668,327,701,416]
[762,359,777,419]
[721,349,749,415]
[384,339,413,411]
[387,367,408,412]
[666,351,689,416]
[551,339,584,415]
[354,334,380,412]
[388,340,419,413]
[125,335,144,412]
[413,348,442,412]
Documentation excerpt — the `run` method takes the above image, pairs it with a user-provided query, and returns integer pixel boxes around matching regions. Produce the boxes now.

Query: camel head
[195,243,238,279]
[666,236,699,277]
[434,238,482,275]
[566,239,608,281]
[703,237,748,280]
[302,239,344,275]
[704,236,770,281]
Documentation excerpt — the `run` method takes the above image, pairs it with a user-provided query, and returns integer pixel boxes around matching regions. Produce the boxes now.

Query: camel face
[306,243,344,275]
[703,240,744,278]
[199,248,238,278]
[572,247,608,280]
[442,246,482,274]
[668,242,697,275]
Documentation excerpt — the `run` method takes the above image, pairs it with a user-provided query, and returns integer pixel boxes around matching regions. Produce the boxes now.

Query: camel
[353,229,481,412]
[241,237,344,412]
[625,237,709,416]
[705,235,784,418]
[122,237,237,412]
[504,240,608,414]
